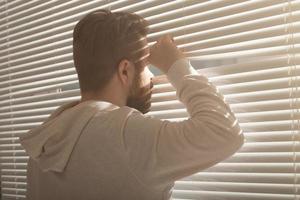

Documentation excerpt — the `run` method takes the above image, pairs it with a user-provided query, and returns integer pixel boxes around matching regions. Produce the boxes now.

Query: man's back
[21,59,244,200]
[25,106,168,200]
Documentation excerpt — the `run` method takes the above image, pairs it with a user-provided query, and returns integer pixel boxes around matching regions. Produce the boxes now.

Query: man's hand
[148,34,186,74]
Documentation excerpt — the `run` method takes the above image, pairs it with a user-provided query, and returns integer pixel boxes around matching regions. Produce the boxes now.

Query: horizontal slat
[0,139,22,147]
[172,190,294,200]
[0,150,27,157]
[0,122,42,131]
[0,143,24,149]
[225,152,300,163]
[208,66,300,89]
[174,181,300,194]
[205,162,300,173]
[1,194,26,200]
[181,172,300,184]
[243,131,299,142]
[1,191,26,197]
[1,190,26,198]
[240,141,300,152]
[0,163,27,170]
[2,181,26,188]
[1,175,26,182]
[1,169,26,175]
[0,156,29,163]
[0,114,49,125]
[0,130,27,136]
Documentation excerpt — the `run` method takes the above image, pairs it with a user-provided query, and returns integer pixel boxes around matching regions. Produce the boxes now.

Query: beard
[126,71,153,114]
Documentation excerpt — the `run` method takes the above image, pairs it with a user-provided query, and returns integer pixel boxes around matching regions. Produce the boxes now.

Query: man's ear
[117,59,135,86]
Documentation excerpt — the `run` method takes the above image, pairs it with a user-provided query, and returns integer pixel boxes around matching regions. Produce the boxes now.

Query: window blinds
[0,0,299,199]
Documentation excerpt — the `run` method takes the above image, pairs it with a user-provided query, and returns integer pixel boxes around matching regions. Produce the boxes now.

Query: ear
[117,59,135,86]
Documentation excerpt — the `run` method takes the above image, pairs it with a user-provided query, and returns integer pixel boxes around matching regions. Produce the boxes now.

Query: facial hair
[126,72,153,114]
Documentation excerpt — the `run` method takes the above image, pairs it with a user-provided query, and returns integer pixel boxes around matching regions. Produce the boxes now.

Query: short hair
[73,9,149,93]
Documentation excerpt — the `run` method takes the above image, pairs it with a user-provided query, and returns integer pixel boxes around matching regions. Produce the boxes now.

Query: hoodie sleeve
[122,58,245,190]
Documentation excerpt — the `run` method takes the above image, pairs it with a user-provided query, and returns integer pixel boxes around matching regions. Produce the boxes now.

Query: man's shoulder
[92,106,140,121]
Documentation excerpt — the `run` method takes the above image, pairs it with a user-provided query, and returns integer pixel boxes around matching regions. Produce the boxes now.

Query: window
[0,0,299,199]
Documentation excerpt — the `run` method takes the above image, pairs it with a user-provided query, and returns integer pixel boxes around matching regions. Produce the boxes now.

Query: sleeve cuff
[166,58,198,90]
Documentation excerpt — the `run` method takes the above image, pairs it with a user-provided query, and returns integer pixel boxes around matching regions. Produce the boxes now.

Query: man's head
[73,9,154,113]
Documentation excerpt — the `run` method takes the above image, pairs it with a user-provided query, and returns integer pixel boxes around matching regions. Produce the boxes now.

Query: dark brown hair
[73,9,149,93]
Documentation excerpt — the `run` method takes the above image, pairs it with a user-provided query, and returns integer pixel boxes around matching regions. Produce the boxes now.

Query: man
[20,9,244,200]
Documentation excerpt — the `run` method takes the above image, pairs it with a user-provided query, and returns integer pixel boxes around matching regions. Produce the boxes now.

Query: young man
[20,9,244,200]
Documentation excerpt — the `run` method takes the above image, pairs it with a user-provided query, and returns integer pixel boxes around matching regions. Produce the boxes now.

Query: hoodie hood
[19,100,119,173]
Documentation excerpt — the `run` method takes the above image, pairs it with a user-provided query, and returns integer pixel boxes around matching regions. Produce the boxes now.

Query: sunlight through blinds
[0,0,299,199]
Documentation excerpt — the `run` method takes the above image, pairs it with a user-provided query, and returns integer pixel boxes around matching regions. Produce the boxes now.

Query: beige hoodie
[19,58,244,200]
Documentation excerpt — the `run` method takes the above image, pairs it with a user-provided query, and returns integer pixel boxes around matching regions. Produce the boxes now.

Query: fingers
[151,34,174,52]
